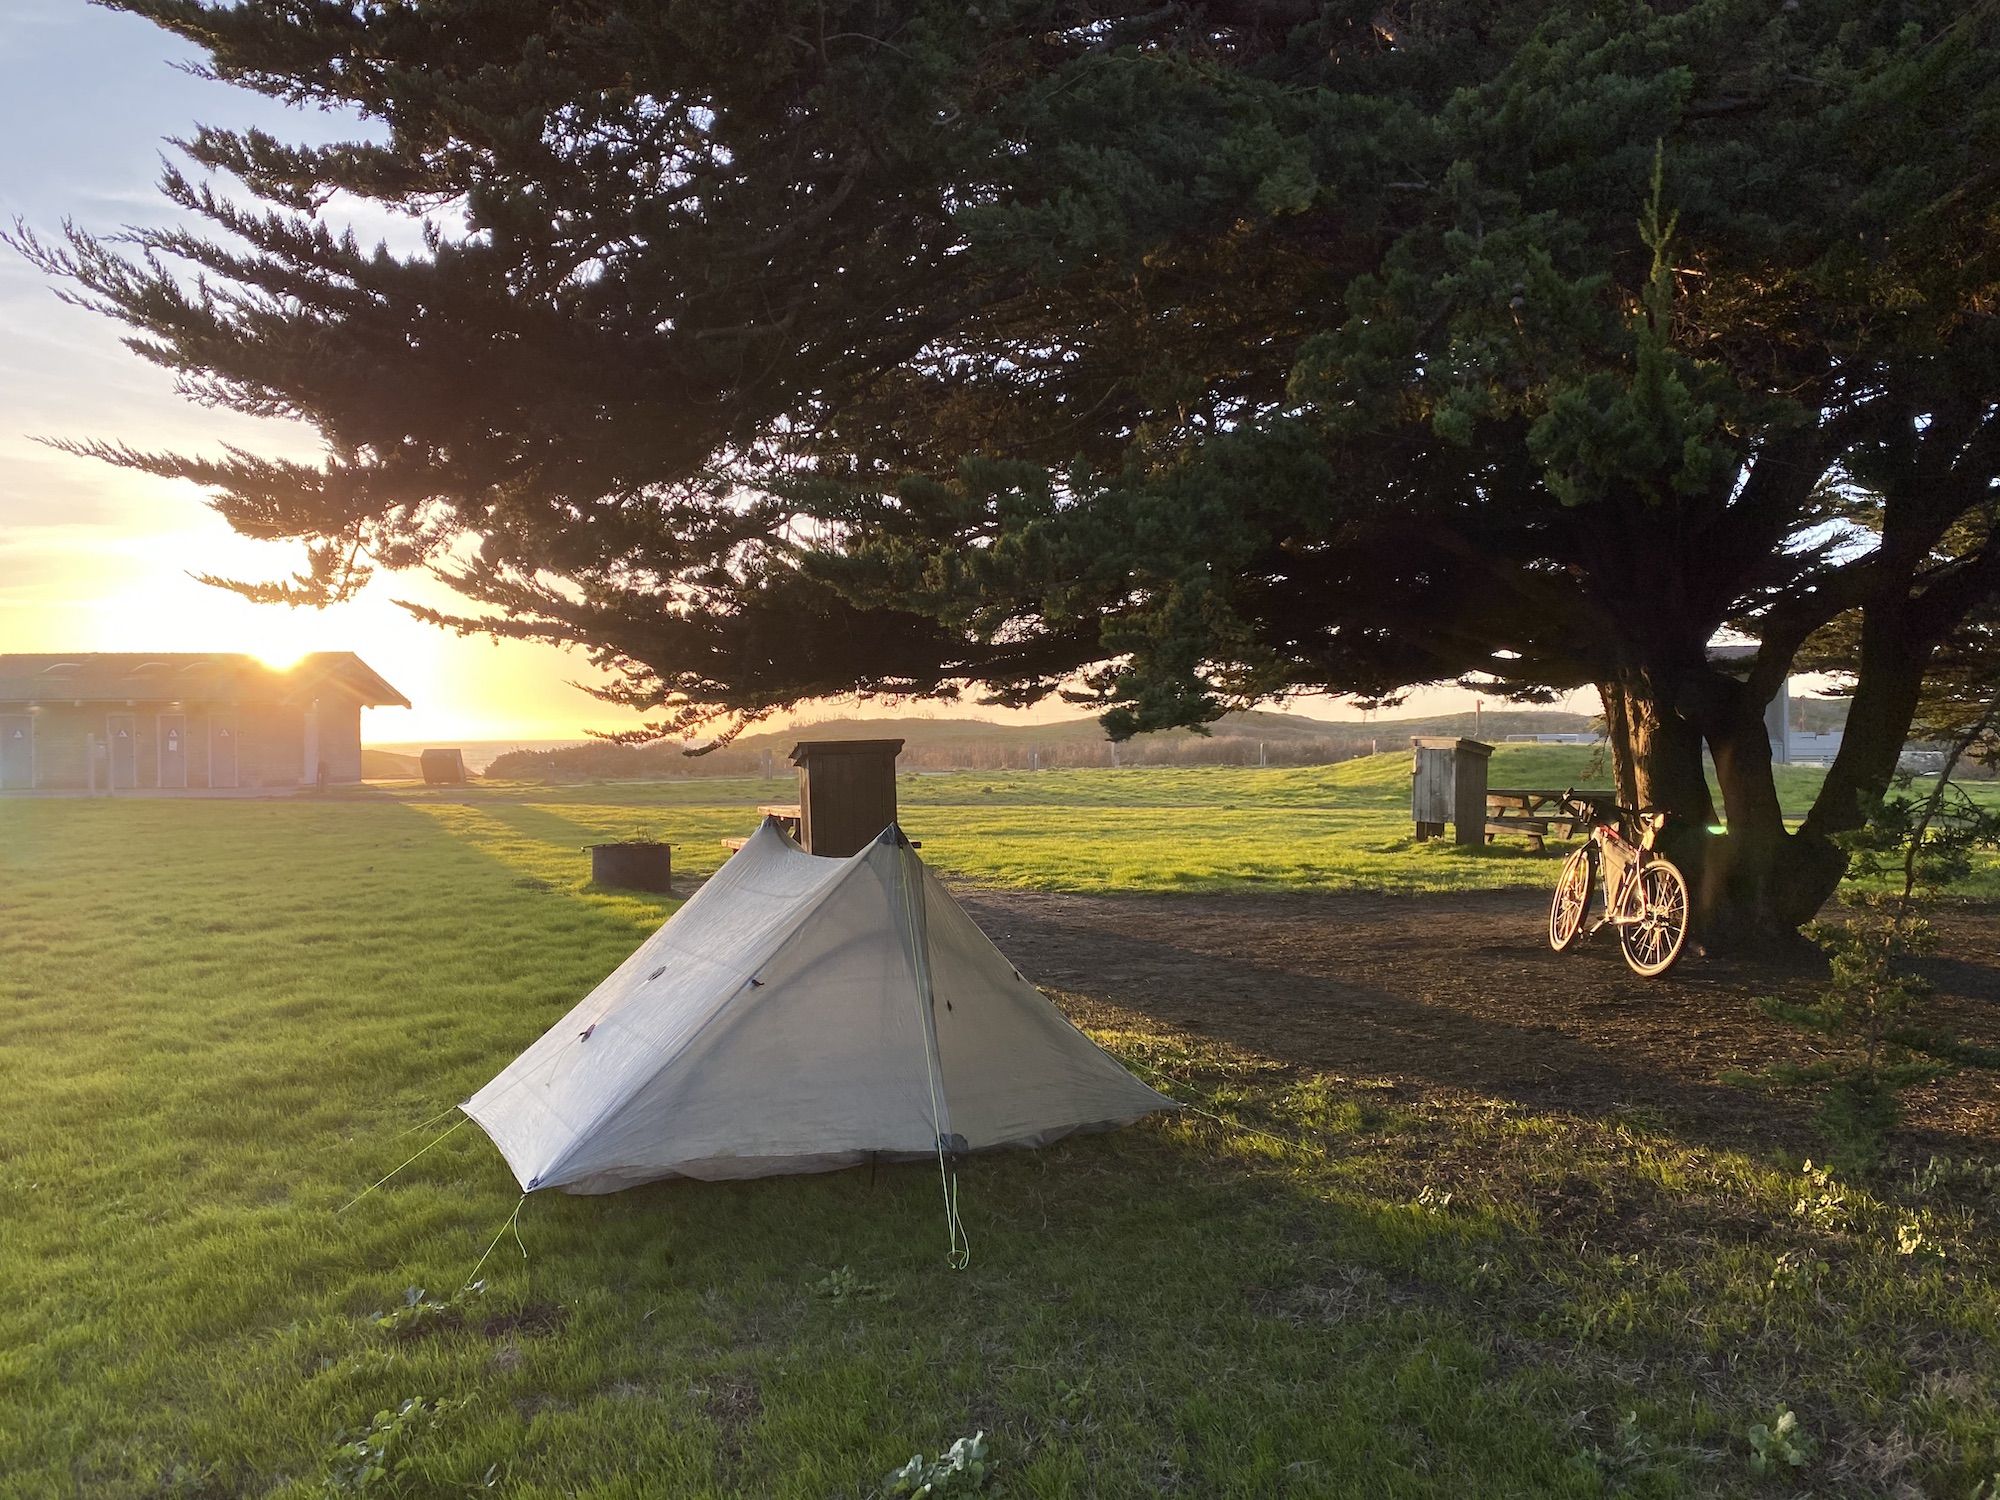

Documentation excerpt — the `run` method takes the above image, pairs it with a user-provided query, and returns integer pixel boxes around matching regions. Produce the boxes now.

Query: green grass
[2,771,1998,1497]
[363,756,1569,899]
[449,745,1998,896]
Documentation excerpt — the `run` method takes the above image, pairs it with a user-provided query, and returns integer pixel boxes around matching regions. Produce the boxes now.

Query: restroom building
[0,653,408,791]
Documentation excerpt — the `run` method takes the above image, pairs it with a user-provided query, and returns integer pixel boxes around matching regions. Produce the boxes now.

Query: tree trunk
[1700,685,1800,947]
[1599,672,1729,936]
[1597,604,1943,948]
[1599,674,1716,822]
[1599,666,1820,949]
[1780,603,1938,924]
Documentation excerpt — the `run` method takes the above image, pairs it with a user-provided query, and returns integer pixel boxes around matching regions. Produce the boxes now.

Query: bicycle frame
[1582,829,1647,927]
[1568,801,1662,929]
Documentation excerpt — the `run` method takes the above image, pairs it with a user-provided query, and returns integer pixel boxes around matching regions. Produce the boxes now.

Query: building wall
[19,707,90,788]
[313,699,364,784]
[0,701,316,789]
[238,703,307,788]
[1788,729,1845,768]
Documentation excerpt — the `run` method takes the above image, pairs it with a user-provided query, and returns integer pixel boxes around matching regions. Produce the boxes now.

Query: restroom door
[158,713,188,789]
[107,714,137,789]
[0,715,32,789]
[302,702,320,785]
[209,714,239,788]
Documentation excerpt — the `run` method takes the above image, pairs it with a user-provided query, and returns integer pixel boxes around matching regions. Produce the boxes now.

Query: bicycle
[1546,790,1692,978]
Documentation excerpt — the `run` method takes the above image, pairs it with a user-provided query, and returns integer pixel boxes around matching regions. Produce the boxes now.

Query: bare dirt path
[957,885,2000,1156]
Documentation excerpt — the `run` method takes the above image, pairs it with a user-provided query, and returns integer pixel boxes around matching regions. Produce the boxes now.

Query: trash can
[420,748,468,785]
[1410,737,1493,846]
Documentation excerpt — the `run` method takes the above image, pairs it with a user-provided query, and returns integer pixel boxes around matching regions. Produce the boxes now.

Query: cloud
[0,0,83,56]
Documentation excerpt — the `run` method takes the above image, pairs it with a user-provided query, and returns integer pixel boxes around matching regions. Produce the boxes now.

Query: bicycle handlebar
[1558,788,1653,826]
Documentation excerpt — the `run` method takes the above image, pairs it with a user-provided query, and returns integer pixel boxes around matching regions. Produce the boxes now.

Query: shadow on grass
[960,886,2000,1163]
[492,1112,1624,1497]
[477,801,616,846]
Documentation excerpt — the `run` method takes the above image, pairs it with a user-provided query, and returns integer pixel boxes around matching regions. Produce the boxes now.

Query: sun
[252,644,313,670]
[238,609,328,672]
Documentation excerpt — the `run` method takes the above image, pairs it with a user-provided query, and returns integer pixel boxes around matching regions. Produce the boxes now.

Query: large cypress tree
[17,0,1998,938]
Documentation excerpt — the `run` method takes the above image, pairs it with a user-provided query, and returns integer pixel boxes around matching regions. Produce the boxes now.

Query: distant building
[0,653,408,792]
[1784,727,1845,768]
[1703,645,1856,767]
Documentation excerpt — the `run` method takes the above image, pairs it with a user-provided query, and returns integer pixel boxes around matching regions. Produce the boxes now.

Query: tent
[463,820,1173,1196]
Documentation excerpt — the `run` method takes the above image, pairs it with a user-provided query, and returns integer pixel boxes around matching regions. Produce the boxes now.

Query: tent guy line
[335,1116,470,1216]
[1121,1057,1333,1163]
[459,1193,530,1295]
[896,829,974,1269]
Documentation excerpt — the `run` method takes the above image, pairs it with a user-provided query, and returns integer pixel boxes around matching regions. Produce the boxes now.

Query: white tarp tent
[463,820,1173,1195]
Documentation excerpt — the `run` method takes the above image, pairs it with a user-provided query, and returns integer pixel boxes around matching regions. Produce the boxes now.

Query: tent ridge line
[893,830,971,1268]
[896,832,953,1147]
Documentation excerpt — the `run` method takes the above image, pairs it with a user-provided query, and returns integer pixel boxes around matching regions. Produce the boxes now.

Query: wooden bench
[1482,817,1586,852]
[1483,789,1605,851]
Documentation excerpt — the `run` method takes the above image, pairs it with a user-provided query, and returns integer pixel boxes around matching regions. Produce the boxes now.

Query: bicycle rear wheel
[1548,846,1592,953]
[1618,859,1690,977]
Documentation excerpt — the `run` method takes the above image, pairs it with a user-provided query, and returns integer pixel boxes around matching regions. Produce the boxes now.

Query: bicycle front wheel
[1549,846,1592,953]
[1618,859,1690,977]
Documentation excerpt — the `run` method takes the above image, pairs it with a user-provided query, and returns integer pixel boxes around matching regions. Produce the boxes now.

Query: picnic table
[721,802,918,855]
[721,803,802,852]
[1483,788,1612,851]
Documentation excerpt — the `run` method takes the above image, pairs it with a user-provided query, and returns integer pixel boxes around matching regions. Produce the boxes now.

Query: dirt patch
[957,885,2000,1155]
[697,1373,763,1463]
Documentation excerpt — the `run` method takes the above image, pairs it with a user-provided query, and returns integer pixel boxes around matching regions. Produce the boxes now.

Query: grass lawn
[469,745,2000,898]
[2,760,1997,1497]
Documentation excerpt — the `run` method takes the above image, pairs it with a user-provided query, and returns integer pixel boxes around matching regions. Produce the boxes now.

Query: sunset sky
[0,1,1535,744]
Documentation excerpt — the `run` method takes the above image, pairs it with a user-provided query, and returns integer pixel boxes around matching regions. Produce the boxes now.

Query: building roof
[0,652,411,708]
[294,652,411,707]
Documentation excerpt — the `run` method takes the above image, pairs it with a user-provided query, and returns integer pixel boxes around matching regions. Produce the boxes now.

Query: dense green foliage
[16,0,1998,930]
[4,782,1999,1495]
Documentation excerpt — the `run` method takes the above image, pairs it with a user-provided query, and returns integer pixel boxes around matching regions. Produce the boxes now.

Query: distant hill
[369,739,589,774]
[483,707,1600,782]
[733,707,1424,749]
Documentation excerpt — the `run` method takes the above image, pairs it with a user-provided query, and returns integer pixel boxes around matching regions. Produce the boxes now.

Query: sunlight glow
[251,641,312,671]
